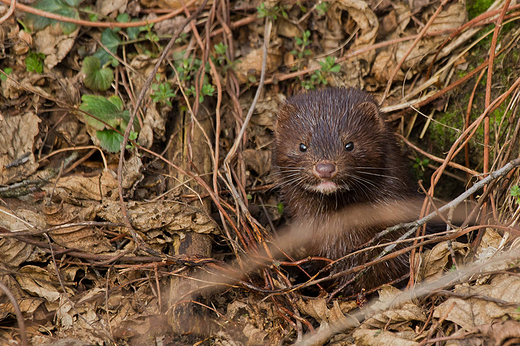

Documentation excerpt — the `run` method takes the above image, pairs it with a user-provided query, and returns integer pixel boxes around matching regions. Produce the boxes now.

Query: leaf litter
[0,0,520,345]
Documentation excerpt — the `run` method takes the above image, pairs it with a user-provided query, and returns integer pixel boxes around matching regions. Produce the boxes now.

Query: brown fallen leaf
[433,274,520,331]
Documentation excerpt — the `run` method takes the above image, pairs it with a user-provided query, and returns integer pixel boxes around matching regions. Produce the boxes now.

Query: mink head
[274,88,400,204]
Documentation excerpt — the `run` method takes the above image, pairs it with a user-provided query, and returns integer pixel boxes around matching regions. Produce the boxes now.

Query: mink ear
[276,103,297,124]
[352,101,386,129]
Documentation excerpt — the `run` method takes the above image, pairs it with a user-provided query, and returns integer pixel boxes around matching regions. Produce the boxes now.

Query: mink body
[274,87,417,294]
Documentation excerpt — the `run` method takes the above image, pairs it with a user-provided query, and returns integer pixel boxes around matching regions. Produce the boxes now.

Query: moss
[467,0,494,19]
[428,98,509,167]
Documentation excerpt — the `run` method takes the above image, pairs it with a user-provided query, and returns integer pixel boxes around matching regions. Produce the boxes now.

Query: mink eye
[344,142,354,151]
[299,143,308,152]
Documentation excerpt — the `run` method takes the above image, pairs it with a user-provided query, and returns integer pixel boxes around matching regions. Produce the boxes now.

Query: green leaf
[116,13,130,23]
[108,95,124,110]
[27,0,79,34]
[330,65,341,73]
[127,20,145,40]
[79,94,124,130]
[82,56,114,91]
[0,68,13,81]
[25,51,45,73]
[96,130,124,153]
[93,29,121,66]
[277,202,284,215]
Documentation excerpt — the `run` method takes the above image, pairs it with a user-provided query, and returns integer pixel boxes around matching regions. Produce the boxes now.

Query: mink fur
[274,87,418,294]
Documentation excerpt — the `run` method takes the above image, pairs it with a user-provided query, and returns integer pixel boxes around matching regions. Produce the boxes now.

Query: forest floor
[1,0,520,345]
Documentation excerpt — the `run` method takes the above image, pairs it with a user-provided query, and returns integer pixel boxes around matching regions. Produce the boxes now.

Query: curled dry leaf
[362,285,427,330]
[33,24,80,69]
[96,200,218,234]
[297,298,360,330]
[16,265,63,303]
[372,50,406,83]
[122,153,143,189]
[0,112,41,185]
[433,274,520,331]
[474,320,520,346]
[0,207,46,267]
[97,0,127,16]
[234,47,283,84]
[416,241,469,283]
[43,203,113,254]
[42,171,119,203]
[242,149,271,176]
[353,329,420,346]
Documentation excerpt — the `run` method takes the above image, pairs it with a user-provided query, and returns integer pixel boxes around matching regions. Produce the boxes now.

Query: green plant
[0,68,13,81]
[511,185,520,204]
[301,56,340,90]
[316,2,330,16]
[27,0,80,34]
[175,57,202,81]
[212,43,239,73]
[82,56,114,91]
[184,83,215,103]
[290,30,312,68]
[200,83,215,102]
[151,75,176,106]
[413,157,429,179]
[319,56,341,73]
[79,95,139,153]
[277,202,284,215]
[25,51,45,73]
[257,3,288,20]
[93,28,122,66]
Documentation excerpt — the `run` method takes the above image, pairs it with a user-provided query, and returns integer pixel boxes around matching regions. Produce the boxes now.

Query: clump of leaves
[82,56,114,91]
[212,43,239,73]
[301,56,340,90]
[175,57,202,81]
[184,83,215,103]
[27,0,80,34]
[511,185,520,205]
[316,2,330,16]
[151,74,176,106]
[25,51,45,73]
[79,95,139,153]
[174,55,215,102]
[290,30,313,70]
[257,3,288,20]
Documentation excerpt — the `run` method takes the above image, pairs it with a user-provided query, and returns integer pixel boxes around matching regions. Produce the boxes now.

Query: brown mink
[274,87,417,295]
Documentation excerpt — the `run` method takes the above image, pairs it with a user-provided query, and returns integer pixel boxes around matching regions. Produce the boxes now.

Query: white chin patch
[311,181,339,194]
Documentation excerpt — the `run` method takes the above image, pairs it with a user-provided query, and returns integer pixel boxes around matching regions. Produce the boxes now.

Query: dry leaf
[363,285,427,330]
[96,200,218,234]
[433,274,520,331]
[0,112,41,185]
[43,203,113,253]
[242,149,271,176]
[42,171,119,203]
[0,207,46,266]
[353,329,419,346]
[16,265,61,303]
[235,47,283,84]
[33,24,79,69]
[417,241,468,282]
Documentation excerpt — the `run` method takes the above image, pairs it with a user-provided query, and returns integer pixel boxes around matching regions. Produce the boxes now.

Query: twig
[0,0,198,28]
[0,281,27,346]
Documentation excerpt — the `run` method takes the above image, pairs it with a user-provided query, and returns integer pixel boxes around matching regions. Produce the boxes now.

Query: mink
[274,87,418,295]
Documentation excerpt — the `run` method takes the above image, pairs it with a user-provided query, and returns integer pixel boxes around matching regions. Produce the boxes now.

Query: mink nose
[314,162,337,179]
